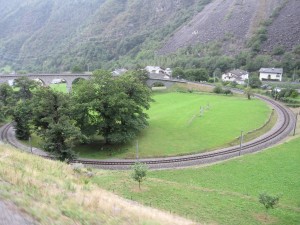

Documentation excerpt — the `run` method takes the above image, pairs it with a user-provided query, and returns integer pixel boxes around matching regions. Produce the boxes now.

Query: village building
[145,66,172,79]
[145,66,164,74]
[221,69,249,85]
[259,68,283,81]
[112,68,128,76]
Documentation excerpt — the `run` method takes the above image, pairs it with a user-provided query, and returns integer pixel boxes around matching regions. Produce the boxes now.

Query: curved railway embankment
[0,90,296,170]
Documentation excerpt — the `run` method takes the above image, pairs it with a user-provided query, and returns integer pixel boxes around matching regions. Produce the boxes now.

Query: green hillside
[0,0,299,77]
[0,143,195,225]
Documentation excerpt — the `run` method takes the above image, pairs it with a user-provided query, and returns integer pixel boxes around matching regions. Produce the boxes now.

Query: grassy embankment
[0,143,195,225]
[91,136,300,225]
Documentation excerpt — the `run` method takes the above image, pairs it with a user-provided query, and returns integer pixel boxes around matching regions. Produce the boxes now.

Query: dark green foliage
[213,85,223,94]
[71,65,84,73]
[259,193,279,211]
[131,162,148,189]
[223,89,233,95]
[13,100,31,140]
[249,75,262,88]
[13,77,38,100]
[152,82,165,87]
[172,67,185,79]
[129,69,149,84]
[31,87,80,161]
[10,77,38,140]
[73,70,152,145]
[183,68,209,81]
[0,83,13,106]
[230,81,238,88]
[272,88,299,100]
[0,83,14,121]
[244,87,253,100]
[272,46,285,55]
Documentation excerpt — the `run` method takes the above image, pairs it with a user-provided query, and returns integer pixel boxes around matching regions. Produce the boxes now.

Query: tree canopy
[72,70,152,144]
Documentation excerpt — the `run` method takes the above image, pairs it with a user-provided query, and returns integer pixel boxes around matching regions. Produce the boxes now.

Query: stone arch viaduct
[0,73,186,91]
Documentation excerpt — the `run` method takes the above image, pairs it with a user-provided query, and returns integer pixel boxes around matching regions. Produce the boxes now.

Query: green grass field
[49,83,67,92]
[91,137,300,225]
[75,92,272,159]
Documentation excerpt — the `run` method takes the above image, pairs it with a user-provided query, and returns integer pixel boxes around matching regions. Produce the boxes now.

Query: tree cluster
[172,67,209,82]
[0,70,152,161]
[271,88,299,101]
[213,85,233,95]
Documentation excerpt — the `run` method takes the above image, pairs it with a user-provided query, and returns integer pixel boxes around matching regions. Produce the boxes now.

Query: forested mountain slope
[0,0,299,73]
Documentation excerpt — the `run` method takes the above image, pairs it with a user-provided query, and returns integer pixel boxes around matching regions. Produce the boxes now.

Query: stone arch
[72,77,86,86]
[32,78,46,86]
[151,81,166,87]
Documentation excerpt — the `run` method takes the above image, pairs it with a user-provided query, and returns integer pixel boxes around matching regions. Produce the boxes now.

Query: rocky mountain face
[0,0,299,72]
[159,0,284,54]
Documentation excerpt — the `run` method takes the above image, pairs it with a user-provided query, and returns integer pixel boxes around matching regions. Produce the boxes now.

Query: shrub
[230,81,238,88]
[213,85,223,94]
[249,76,262,88]
[152,82,165,87]
[224,89,233,95]
[272,46,285,55]
[131,162,148,189]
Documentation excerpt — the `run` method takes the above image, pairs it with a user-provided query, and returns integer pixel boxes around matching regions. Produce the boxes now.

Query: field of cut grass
[49,83,67,92]
[0,144,194,225]
[91,137,300,225]
[75,92,272,159]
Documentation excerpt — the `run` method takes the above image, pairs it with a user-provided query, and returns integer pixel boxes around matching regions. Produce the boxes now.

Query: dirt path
[0,198,36,225]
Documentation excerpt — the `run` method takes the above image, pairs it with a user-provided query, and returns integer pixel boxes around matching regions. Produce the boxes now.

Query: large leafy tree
[0,83,14,122]
[12,100,32,140]
[13,76,38,100]
[71,78,100,141]
[73,70,152,145]
[31,87,80,161]
[10,77,37,139]
[0,83,13,106]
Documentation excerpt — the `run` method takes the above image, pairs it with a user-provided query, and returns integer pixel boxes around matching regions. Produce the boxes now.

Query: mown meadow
[24,84,274,159]
[91,137,300,225]
[74,92,273,159]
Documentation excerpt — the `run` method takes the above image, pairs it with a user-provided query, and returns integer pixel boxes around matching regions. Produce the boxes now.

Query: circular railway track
[0,92,296,170]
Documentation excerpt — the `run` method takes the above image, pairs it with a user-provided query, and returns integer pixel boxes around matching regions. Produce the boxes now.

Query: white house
[259,68,283,81]
[221,69,249,85]
[112,68,128,76]
[145,66,164,74]
[145,66,172,79]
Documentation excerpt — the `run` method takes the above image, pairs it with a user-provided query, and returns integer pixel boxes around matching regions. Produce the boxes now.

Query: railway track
[0,93,296,170]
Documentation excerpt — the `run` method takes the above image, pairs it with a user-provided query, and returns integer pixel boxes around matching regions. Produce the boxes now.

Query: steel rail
[0,92,295,170]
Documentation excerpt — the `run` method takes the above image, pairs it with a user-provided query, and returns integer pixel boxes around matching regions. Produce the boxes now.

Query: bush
[224,89,232,95]
[230,81,238,88]
[208,78,214,83]
[152,82,165,87]
[272,46,285,55]
[221,81,230,86]
[213,85,223,94]
[249,76,262,88]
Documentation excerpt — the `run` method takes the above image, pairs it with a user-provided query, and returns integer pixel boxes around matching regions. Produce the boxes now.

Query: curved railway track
[0,92,296,170]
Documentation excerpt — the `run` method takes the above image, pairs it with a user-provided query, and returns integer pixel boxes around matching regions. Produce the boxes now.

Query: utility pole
[293,112,299,136]
[239,131,243,156]
[213,71,216,83]
[136,140,139,161]
[29,136,32,153]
